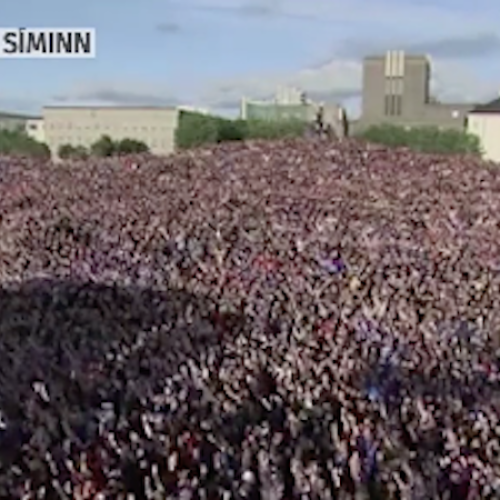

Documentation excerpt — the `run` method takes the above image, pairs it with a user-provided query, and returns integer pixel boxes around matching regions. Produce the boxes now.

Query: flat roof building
[42,105,179,157]
[25,118,45,143]
[240,87,347,137]
[467,96,500,163]
[359,50,475,132]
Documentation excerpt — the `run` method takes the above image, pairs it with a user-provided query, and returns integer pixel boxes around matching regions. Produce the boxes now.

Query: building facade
[241,99,312,121]
[240,88,347,137]
[275,87,306,105]
[25,118,45,143]
[360,51,474,131]
[467,97,500,163]
[241,86,309,121]
[42,106,179,157]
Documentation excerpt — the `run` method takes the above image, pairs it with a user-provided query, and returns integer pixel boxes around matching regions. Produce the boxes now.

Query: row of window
[384,94,403,116]
[45,123,173,131]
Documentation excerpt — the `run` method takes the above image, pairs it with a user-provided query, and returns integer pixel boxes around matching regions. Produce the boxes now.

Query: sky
[2,0,500,118]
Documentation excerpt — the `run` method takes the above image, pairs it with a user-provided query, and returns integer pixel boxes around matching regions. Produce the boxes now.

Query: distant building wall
[275,87,305,105]
[362,56,390,120]
[241,99,347,137]
[421,103,472,129]
[322,104,348,137]
[360,51,473,131]
[242,101,312,121]
[468,113,500,162]
[25,118,45,143]
[43,106,179,157]
[362,51,429,123]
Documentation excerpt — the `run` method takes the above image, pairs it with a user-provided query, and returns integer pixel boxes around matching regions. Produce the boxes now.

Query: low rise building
[467,97,500,162]
[25,118,45,143]
[359,51,475,132]
[240,88,347,137]
[42,105,179,157]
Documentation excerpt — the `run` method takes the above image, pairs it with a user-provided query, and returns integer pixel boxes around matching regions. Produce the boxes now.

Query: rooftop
[469,97,500,114]
[43,105,176,110]
[0,111,40,120]
[364,53,429,62]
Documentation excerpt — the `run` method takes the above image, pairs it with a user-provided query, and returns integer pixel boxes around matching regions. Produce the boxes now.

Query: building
[240,87,347,137]
[25,118,45,143]
[241,98,312,122]
[467,97,500,162]
[0,111,40,131]
[359,50,475,131]
[241,87,308,121]
[275,86,306,105]
[42,106,179,157]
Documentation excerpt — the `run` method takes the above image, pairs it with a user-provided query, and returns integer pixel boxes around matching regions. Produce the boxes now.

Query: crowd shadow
[1,278,498,496]
[0,277,248,465]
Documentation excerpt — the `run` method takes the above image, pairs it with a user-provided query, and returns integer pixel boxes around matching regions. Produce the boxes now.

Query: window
[395,95,402,116]
[384,95,391,116]
[385,92,401,117]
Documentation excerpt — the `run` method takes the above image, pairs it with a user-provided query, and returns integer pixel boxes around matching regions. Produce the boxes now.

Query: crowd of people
[1,138,500,498]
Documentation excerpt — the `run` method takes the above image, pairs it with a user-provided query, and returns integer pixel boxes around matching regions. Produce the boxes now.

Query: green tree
[58,144,74,159]
[357,124,481,155]
[0,129,50,158]
[90,135,115,157]
[216,118,247,142]
[175,111,220,149]
[115,138,149,154]
[175,111,309,150]
[73,145,89,159]
[58,144,88,159]
[245,119,307,140]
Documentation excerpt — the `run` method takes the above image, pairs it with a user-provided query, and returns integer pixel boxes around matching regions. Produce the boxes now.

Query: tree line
[0,129,149,160]
[0,128,50,158]
[176,112,482,155]
[0,116,483,159]
[355,124,481,155]
[58,136,149,159]
[175,111,308,149]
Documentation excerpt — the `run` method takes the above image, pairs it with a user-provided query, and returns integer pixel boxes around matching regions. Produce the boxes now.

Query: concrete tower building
[360,50,473,131]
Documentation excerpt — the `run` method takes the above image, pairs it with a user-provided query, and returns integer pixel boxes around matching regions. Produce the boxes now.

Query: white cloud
[199,56,497,116]
[173,0,500,34]
[163,1,500,111]
[336,33,500,60]
[431,61,498,103]
[51,81,183,107]
[199,59,363,109]
[46,54,498,120]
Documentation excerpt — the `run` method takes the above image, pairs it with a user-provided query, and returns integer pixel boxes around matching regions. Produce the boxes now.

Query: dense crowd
[1,139,500,499]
